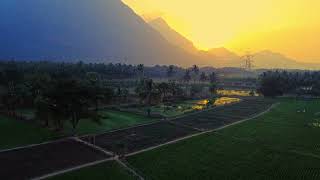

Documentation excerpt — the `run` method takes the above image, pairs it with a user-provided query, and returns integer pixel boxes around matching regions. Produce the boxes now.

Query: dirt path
[1,100,277,180]
[116,158,145,180]
[31,158,115,180]
[0,138,70,153]
[126,103,279,157]
[0,100,241,153]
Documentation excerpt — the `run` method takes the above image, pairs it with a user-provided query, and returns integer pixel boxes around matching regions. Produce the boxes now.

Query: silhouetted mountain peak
[0,0,199,66]
[148,17,197,53]
[150,17,169,26]
[252,50,320,69]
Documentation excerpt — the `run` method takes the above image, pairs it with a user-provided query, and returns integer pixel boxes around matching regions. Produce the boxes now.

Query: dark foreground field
[0,110,156,150]
[48,161,138,180]
[0,98,279,179]
[173,98,274,130]
[0,139,109,180]
[81,121,198,154]
[81,98,272,155]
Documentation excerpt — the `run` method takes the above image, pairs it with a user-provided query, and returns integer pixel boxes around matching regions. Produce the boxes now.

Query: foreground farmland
[0,110,156,150]
[0,98,273,179]
[173,98,273,130]
[80,98,272,155]
[0,116,58,150]
[128,98,320,180]
[48,161,138,180]
[64,110,158,135]
[0,139,109,180]
[41,98,274,179]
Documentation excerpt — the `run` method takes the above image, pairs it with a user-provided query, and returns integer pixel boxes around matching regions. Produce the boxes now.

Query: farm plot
[0,139,110,180]
[128,132,320,180]
[126,99,320,180]
[81,121,198,154]
[64,110,157,136]
[0,116,59,150]
[173,99,274,130]
[47,161,138,180]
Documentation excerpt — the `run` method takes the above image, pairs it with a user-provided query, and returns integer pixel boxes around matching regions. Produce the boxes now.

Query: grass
[130,97,241,118]
[16,108,36,119]
[48,161,138,180]
[0,116,58,150]
[0,110,155,150]
[64,110,157,135]
[127,98,320,180]
[219,98,320,155]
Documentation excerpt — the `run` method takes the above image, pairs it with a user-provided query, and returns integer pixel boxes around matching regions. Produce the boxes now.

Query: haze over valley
[1,0,320,69]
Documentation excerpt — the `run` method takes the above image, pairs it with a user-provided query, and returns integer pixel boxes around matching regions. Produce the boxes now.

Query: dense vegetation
[1,61,320,179]
[258,70,320,97]
[0,61,218,135]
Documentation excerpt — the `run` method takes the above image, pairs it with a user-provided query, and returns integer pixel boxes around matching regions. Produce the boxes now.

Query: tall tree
[135,78,155,117]
[1,63,21,116]
[191,65,200,83]
[45,78,100,134]
[34,95,51,127]
[200,72,207,82]
[167,65,176,80]
[258,72,284,97]
[209,72,217,84]
[86,72,102,111]
[136,64,145,79]
[183,70,191,83]
[209,83,217,97]
[157,82,170,103]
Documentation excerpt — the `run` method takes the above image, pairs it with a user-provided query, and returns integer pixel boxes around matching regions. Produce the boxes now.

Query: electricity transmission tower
[242,53,254,71]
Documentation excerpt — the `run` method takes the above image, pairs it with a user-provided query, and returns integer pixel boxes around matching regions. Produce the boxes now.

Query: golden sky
[123,0,320,63]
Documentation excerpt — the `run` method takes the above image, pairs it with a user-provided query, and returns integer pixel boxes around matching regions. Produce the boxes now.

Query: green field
[0,116,58,150]
[48,161,138,180]
[0,110,155,150]
[126,97,240,118]
[9,98,319,179]
[64,110,157,135]
[127,98,320,180]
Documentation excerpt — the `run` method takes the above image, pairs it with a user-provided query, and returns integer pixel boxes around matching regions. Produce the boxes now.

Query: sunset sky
[123,0,320,63]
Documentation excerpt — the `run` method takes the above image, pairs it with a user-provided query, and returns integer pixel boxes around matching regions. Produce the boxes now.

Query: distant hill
[253,50,320,70]
[2,0,319,69]
[202,48,242,68]
[147,18,242,67]
[148,18,320,70]
[0,0,201,66]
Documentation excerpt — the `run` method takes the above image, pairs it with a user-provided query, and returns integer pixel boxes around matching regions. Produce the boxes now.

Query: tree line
[0,62,114,133]
[258,70,320,97]
[0,61,218,134]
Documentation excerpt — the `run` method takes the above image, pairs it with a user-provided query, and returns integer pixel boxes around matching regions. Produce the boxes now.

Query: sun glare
[123,0,320,62]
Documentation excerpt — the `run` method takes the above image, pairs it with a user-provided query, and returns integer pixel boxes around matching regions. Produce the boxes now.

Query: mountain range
[0,0,200,66]
[0,0,319,69]
[148,17,320,70]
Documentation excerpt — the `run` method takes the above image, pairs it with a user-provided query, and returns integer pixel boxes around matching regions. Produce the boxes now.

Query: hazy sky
[123,0,320,63]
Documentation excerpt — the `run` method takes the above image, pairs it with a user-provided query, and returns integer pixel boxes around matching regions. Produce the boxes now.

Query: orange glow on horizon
[123,0,320,63]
